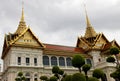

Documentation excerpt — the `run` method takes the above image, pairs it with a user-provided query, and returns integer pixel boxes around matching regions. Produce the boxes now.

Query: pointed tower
[84,9,97,39]
[15,7,27,34]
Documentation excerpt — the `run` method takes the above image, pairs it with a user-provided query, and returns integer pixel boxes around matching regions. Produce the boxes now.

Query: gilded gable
[14,31,39,46]
[13,28,44,48]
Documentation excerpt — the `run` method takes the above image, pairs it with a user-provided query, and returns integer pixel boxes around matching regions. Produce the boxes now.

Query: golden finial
[15,1,27,34]
[84,4,91,27]
[21,1,24,21]
[84,4,97,38]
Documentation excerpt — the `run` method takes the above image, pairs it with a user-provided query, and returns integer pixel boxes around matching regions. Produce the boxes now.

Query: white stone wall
[88,50,117,81]
[9,47,43,67]
[88,50,101,67]
[2,46,44,81]
[3,49,11,71]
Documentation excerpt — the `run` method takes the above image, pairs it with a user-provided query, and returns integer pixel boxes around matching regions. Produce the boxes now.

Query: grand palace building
[0,7,119,81]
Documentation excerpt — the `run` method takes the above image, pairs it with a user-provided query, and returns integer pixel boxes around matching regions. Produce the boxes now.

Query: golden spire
[85,10,91,27]
[15,2,27,34]
[84,4,97,38]
[20,7,24,22]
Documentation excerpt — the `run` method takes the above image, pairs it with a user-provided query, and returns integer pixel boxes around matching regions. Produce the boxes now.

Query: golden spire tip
[84,4,91,27]
[20,1,24,21]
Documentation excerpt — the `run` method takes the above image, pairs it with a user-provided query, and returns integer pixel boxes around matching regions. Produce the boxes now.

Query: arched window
[34,74,38,77]
[25,73,30,81]
[86,58,92,66]
[51,56,57,66]
[25,72,30,77]
[66,57,72,66]
[43,56,49,65]
[59,57,65,66]
[34,74,38,81]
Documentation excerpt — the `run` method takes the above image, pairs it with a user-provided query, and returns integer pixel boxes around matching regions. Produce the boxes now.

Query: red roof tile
[102,42,112,51]
[44,43,85,53]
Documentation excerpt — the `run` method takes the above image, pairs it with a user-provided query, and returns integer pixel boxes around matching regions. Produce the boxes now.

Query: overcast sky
[0,0,120,65]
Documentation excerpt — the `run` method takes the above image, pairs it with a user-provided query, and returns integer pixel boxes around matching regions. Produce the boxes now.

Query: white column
[23,55,25,66]
[31,72,34,81]
[49,56,51,67]
[64,57,67,68]
[30,55,32,66]
[57,57,59,66]
[39,51,43,67]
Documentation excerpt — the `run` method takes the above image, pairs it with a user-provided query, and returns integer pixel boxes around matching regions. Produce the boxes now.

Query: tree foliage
[58,69,64,75]
[50,76,57,81]
[110,67,120,80]
[92,69,104,79]
[88,77,99,81]
[52,66,60,74]
[18,72,23,77]
[82,64,91,75]
[63,75,72,81]
[106,56,115,63]
[71,73,86,81]
[110,47,119,55]
[40,76,48,81]
[15,72,26,81]
[72,54,85,72]
[51,66,65,81]
[106,47,120,81]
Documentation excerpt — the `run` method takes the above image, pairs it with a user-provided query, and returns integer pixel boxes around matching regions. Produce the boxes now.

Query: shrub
[92,69,104,79]
[50,76,57,81]
[72,73,86,81]
[88,77,99,81]
[63,75,72,81]
[72,55,85,72]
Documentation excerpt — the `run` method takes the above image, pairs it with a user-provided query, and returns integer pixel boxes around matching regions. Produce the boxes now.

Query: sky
[0,0,120,65]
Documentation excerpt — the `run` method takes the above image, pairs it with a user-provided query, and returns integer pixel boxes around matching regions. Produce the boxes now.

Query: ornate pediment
[11,28,45,48]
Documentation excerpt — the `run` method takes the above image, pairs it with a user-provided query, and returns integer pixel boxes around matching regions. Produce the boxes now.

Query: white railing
[96,60,116,68]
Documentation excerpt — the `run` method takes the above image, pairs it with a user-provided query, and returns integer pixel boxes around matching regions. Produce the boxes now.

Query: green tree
[72,54,85,73]
[58,69,64,75]
[52,66,65,81]
[106,47,120,81]
[110,47,120,67]
[92,69,104,80]
[63,75,72,81]
[40,76,48,81]
[61,73,67,81]
[82,64,91,75]
[110,47,119,55]
[88,77,99,81]
[58,69,64,80]
[106,56,115,63]
[15,72,26,81]
[110,67,120,81]
[72,73,86,81]
[82,64,91,80]
[39,66,65,81]
[50,76,57,81]
[52,66,60,74]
